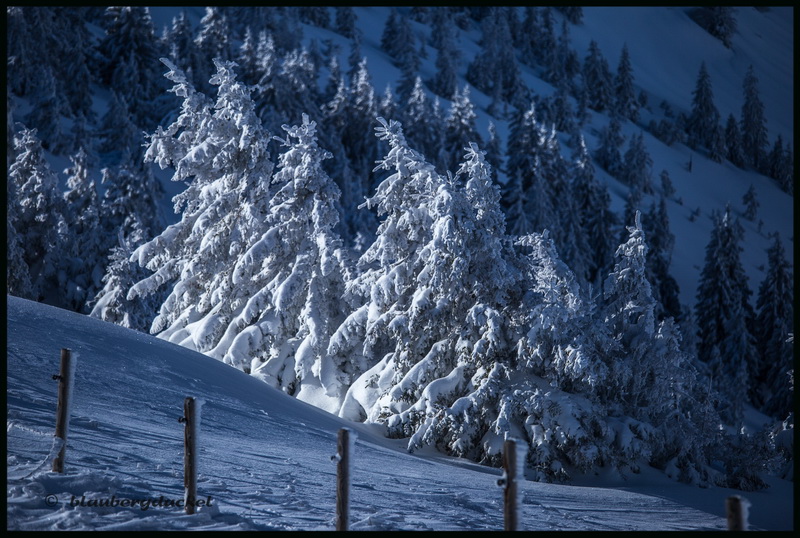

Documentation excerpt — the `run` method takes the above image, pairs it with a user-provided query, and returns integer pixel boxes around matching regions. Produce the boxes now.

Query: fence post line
[52,348,72,473]
[336,428,351,531]
[726,495,748,531]
[503,439,518,531]
[181,397,198,515]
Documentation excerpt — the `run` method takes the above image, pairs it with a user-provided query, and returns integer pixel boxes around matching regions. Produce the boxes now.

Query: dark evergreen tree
[621,132,653,194]
[594,115,625,177]
[6,173,35,300]
[741,184,759,221]
[582,40,614,112]
[660,169,676,199]
[686,62,724,161]
[299,6,330,28]
[740,65,768,172]
[335,6,357,39]
[766,135,792,193]
[555,6,583,25]
[724,113,746,168]
[97,6,164,126]
[193,7,232,95]
[8,128,68,303]
[484,121,504,184]
[614,44,639,123]
[571,134,616,287]
[24,65,70,154]
[643,196,682,321]
[754,234,794,418]
[430,26,459,99]
[695,208,756,426]
[690,7,737,48]
[164,11,198,83]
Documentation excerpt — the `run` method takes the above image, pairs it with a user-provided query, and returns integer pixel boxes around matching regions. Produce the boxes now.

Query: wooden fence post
[52,348,72,473]
[336,428,351,531]
[180,397,198,515]
[502,439,518,531]
[726,495,749,531]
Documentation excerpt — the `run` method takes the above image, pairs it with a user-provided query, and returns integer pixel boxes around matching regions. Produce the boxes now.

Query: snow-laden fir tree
[754,234,793,418]
[339,138,521,457]
[126,59,274,360]
[90,220,163,332]
[61,148,105,312]
[8,128,68,304]
[6,174,34,300]
[217,115,347,412]
[333,118,441,420]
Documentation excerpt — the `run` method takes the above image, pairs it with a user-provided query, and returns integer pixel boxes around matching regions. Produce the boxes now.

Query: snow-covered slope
[5,296,793,530]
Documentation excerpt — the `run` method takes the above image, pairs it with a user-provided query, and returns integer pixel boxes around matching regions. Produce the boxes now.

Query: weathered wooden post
[336,428,351,531]
[726,495,749,531]
[501,439,519,531]
[52,348,73,473]
[179,397,198,515]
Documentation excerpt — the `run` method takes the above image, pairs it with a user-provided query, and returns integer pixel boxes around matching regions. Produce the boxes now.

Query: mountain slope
[6,296,793,530]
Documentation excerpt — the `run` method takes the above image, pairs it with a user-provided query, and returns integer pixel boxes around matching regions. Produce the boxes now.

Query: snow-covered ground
[6,296,793,531]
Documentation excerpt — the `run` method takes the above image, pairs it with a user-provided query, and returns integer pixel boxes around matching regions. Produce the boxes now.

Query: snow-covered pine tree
[89,220,163,332]
[740,65,769,172]
[334,118,443,421]
[126,59,274,360]
[754,234,793,418]
[24,65,70,154]
[6,175,35,300]
[217,115,347,411]
[8,128,68,304]
[61,148,105,312]
[163,11,198,86]
[341,139,521,465]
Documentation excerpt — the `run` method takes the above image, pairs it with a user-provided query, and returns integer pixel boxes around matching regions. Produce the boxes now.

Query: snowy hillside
[6,5,794,520]
[6,296,794,531]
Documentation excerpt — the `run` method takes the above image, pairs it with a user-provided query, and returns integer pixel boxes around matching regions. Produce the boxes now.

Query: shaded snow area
[6,297,793,530]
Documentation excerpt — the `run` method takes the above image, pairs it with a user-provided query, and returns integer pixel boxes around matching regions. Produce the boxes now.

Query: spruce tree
[686,62,724,160]
[724,113,746,168]
[614,44,639,123]
[621,132,653,194]
[740,65,768,172]
[582,40,613,112]
[695,208,756,426]
[8,128,68,303]
[754,234,793,418]
[595,115,625,177]
[741,184,759,221]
